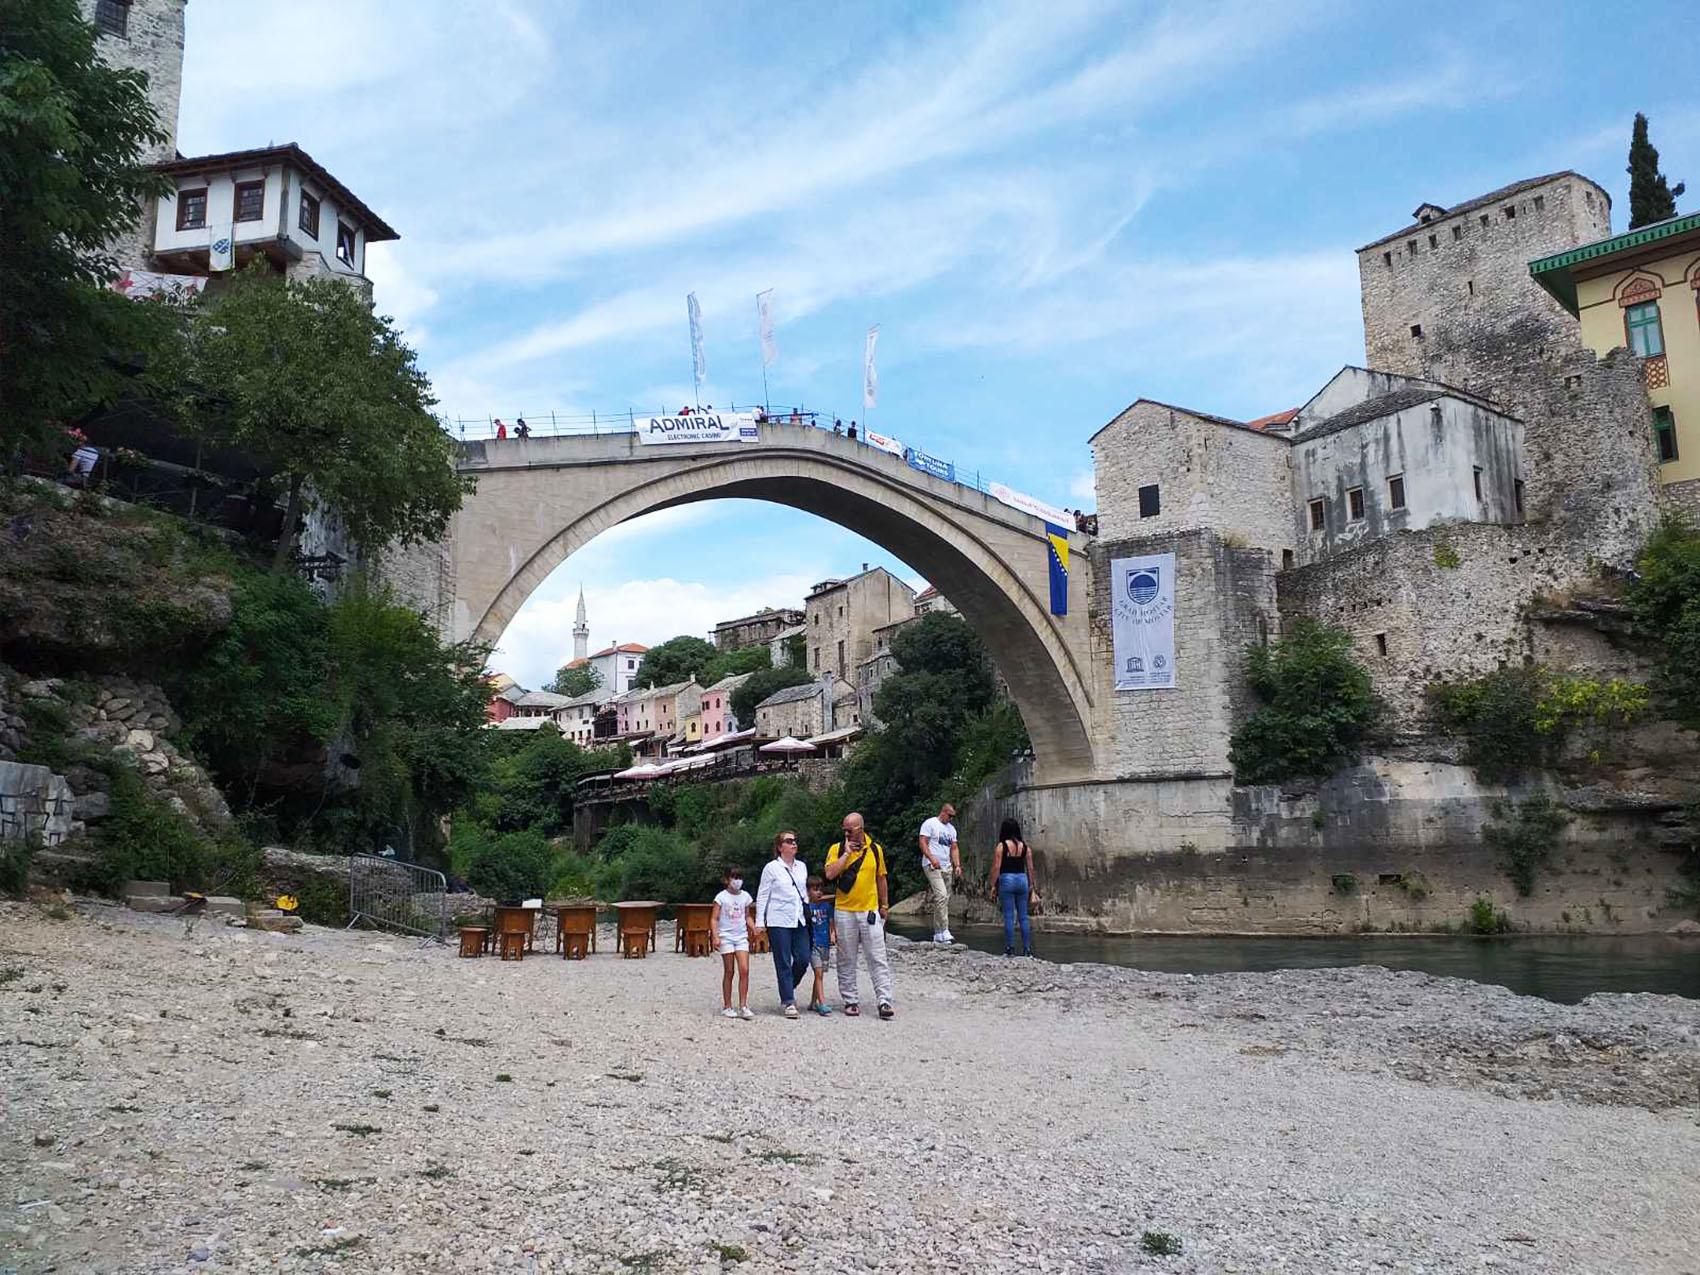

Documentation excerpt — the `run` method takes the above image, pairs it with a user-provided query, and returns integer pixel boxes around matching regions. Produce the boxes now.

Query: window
[336,221,356,267]
[1625,302,1664,358]
[1451,225,1463,241]
[1383,251,1392,268]
[1472,467,1483,501]
[94,0,128,37]
[1467,280,1474,297]
[1137,484,1161,518]
[1281,549,1294,570]
[837,640,844,671]
[1503,205,1516,220]
[1375,633,1388,657]
[1407,240,1417,258]
[1428,233,1438,249]
[626,659,634,669]
[1387,474,1406,510]
[1347,487,1365,521]
[813,649,819,670]
[1410,323,1423,338]
[1308,498,1326,532]
[176,187,207,231]
[233,180,264,222]
[837,605,843,618]
[298,189,321,238]
[812,614,819,625]
[1479,214,1489,229]
[1654,407,1679,463]
[1514,479,1525,514]
[1533,195,1545,212]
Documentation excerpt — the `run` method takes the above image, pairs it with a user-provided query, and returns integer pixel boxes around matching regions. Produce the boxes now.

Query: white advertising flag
[635,411,761,446]
[862,324,879,410]
[863,429,904,458]
[989,481,1073,529]
[687,292,707,398]
[209,222,235,272]
[756,289,777,367]
[1111,553,1177,691]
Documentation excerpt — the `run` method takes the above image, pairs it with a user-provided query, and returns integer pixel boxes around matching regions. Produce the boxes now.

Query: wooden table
[673,902,715,956]
[613,900,661,958]
[554,903,598,959]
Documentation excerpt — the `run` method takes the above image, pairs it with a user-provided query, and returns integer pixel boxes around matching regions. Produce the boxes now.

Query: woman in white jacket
[752,830,811,1019]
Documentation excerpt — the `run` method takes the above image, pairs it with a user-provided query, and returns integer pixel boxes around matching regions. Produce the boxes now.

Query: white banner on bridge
[1111,553,1176,691]
[635,411,761,445]
[863,429,904,457]
[989,481,1072,529]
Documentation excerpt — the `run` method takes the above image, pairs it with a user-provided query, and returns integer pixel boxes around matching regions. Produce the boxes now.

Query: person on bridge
[515,418,530,439]
[753,830,811,1019]
[918,802,961,945]
[848,421,858,441]
[494,419,507,440]
[824,812,894,1019]
[833,419,843,435]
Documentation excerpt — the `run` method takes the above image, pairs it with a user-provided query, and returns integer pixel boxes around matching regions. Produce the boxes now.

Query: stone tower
[81,0,187,163]
[572,585,589,662]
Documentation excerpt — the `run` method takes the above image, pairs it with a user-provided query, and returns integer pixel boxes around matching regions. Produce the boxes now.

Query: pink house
[700,672,754,738]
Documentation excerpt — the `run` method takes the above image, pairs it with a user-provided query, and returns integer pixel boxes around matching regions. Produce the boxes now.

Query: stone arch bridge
[431,423,1100,781]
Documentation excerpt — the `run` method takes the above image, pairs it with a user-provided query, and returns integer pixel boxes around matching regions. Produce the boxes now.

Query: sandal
[878,1002,894,1020]
[843,1003,860,1017]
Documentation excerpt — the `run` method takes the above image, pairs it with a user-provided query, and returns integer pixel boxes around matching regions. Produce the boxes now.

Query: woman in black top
[988,818,1038,957]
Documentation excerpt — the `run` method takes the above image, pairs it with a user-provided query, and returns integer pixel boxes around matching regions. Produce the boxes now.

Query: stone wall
[1087,529,1277,778]
[958,758,1695,935]
[371,537,456,639]
[1091,402,1293,552]
[1357,172,1611,406]
[805,569,914,683]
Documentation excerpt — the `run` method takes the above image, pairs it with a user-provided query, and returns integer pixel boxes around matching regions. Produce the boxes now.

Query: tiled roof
[515,690,572,708]
[756,682,824,708]
[588,643,649,658]
[705,672,755,693]
[1245,408,1299,430]
[1290,388,1445,442]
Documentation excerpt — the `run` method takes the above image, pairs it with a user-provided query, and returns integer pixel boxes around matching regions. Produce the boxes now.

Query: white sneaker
[930,931,943,943]
[721,1007,738,1019]
[739,1007,754,1021]
[939,930,955,944]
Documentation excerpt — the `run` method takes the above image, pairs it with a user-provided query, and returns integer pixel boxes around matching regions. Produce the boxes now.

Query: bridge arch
[450,430,1098,780]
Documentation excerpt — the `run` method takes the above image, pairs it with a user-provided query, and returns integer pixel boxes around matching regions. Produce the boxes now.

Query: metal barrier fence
[347,854,450,942]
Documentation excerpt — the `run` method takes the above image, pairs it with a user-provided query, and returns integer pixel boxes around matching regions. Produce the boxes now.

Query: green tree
[633,634,718,689]
[781,632,806,669]
[1628,112,1686,230]
[700,643,771,687]
[888,612,995,711]
[547,662,601,697]
[1228,621,1379,784]
[730,665,814,725]
[1629,515,1700,725]
[0,0,172,450]
[157,265,470,567]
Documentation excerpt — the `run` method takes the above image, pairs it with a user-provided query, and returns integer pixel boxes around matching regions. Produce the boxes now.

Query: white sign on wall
[863,429,904,458]
[635,412,761,446]
[1110,553,1176,691]
[989,481,1073,529]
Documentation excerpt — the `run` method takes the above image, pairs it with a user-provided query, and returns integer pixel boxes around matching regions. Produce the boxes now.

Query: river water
[889,921,1700,1004]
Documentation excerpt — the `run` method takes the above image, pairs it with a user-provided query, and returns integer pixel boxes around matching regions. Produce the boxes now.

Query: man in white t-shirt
[918,803,961,944]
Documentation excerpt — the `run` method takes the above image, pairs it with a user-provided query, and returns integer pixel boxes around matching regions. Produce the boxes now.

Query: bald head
[842,811,865,844]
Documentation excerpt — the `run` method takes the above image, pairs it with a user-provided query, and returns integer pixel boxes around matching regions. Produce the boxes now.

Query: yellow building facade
[1531,212,1700,492]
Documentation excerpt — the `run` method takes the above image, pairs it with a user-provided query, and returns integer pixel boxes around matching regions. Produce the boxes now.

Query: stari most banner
[1111,553,1176,691]
[863,429,904,457]
[635,411,761,445]
[989,481,1072,529]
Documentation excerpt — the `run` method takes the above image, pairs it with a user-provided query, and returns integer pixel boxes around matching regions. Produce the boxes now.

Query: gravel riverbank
[3,900,1697,1273]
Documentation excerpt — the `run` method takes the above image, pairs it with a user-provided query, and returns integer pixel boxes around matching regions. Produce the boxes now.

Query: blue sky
[176,0,1699,687]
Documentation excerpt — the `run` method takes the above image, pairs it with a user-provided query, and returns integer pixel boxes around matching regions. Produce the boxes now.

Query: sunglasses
[780,837,797,843]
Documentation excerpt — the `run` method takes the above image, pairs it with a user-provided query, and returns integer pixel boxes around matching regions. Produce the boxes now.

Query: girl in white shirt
[712,867,754,1020]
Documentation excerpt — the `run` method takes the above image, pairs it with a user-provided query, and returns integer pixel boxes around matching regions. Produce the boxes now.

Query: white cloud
[1069,470,1097,506]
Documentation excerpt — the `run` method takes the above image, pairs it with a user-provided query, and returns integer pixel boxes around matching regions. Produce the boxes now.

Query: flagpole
[756,293,769,412]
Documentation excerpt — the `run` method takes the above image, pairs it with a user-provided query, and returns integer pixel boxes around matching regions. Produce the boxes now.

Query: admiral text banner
[635,412,760,445]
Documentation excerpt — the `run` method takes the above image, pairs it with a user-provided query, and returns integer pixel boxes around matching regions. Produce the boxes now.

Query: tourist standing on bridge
[918,802,961,945]
[494,419,507,440]
[515,418,530,439]
[848,421,858,441]
[753,830,811,1019]
[824,812,894,1019]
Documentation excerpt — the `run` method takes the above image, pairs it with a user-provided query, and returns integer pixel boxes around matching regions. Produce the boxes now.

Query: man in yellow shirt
[822,811,895,1019]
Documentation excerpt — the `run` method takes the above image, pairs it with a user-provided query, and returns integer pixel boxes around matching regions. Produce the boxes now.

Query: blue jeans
[998,873,1031,954]
[769,924,811,1006]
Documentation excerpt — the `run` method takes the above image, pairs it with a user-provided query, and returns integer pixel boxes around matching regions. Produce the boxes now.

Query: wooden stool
[498,929,526,961]
[458,926,488,958]
[683,929,714,957]
[560,930,590,960]
[619,928,649,959]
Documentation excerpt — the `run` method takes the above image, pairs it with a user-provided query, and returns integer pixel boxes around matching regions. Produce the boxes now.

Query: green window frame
[1625,301,1664,358]
[1653,406,1678,464]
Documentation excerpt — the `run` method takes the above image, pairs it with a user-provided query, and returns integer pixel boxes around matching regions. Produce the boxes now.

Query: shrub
[1428,666,1647,781]
[547,854,598,900]
[463,828,557,902]
[82,768,259,897]
[1229,621,1379,784]
[1483,794,1570,897]
[0,837,36,898]
[1627,516,1700,726]
[594,826,708,904]
[1467,895,1511,934]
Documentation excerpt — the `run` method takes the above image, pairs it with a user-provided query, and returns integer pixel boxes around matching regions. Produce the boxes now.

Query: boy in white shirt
[918,803,961,944]
[712,867,755,1020]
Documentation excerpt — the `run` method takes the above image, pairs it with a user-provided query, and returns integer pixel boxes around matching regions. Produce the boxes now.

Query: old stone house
[804,567,916,683]
[712,608,804,652]
[753,676,853,740]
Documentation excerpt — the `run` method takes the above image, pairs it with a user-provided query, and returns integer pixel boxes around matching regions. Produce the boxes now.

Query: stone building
[712,607,804,651]
[804,567,916,683]
[1530,210,1700,512]
[753,675,853,741]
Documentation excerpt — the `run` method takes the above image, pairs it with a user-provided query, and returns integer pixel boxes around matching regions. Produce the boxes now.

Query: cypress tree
[1627,112,1686,229]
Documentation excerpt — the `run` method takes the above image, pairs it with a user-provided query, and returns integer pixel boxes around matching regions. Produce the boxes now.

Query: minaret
[572,585,589,662]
